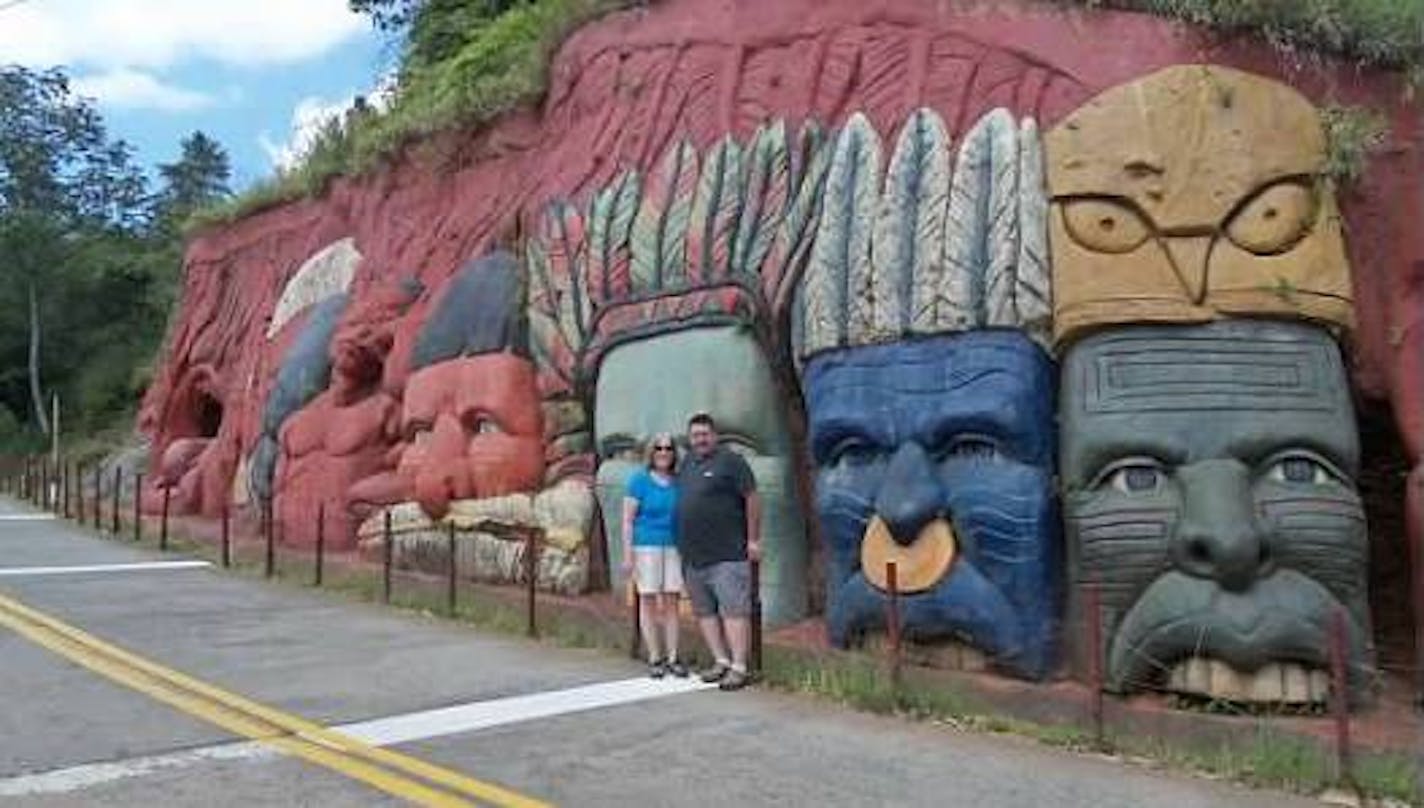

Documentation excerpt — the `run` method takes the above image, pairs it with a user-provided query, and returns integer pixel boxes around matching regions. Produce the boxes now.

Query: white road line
[0,561,211,577]
[0,514,55,521]
[337,675,715,746]
[0,676,714,796]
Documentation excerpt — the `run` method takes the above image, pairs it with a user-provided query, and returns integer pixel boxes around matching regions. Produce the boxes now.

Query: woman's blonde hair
[644,432,678,472]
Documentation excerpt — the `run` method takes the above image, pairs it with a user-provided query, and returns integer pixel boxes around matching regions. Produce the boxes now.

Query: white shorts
[633,546,683,594]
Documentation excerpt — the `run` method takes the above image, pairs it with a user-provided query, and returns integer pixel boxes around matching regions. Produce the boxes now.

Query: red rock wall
[140,0,1422,586]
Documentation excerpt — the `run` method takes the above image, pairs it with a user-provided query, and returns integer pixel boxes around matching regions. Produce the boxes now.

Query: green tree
[0,65,175,448]
[155,131,231,228]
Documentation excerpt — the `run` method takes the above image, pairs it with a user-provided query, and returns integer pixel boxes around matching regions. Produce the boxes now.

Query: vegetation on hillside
[0,66,231,451]
[192,0,1423,230]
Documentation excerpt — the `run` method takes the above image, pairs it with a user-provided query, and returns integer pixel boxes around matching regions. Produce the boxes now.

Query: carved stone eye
[1266,454,1336,485]
[1225,181,1315,255]
[1061,198,1152,254]
[1094,458,1168,494]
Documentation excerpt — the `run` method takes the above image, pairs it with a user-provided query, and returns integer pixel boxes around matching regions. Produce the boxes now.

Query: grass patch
[1321,103,1391,184]
[1069,0,1424,76]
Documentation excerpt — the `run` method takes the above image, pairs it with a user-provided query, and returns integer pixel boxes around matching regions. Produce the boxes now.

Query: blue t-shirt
[627,468,678,547]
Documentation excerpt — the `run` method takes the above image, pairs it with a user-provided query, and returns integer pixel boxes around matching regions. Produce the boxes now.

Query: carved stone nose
[1173,459,1270,592]
[873,442,942,546]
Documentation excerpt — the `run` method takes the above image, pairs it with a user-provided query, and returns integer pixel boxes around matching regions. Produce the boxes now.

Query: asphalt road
[0,495,1321,807]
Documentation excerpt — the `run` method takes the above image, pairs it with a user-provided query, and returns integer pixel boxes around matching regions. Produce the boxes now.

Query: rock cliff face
[138,0,1421,695]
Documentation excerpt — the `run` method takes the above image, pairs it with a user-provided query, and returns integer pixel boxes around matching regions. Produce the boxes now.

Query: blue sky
[0,0,392,191]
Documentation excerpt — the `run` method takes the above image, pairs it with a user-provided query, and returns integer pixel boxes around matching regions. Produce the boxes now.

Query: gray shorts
[683,560,751,618]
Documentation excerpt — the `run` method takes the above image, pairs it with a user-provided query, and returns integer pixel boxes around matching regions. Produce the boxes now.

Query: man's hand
[747,539,762,562]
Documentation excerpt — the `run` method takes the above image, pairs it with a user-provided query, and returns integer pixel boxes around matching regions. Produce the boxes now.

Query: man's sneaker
[667,660,690,678]
[718,668,751,691]
[648,659,667,679]
[699,662,730,683]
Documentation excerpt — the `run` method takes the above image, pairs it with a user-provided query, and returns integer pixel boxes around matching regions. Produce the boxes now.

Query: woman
[621,433,688,678]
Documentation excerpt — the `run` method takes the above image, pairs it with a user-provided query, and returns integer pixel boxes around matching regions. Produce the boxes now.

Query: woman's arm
[620,496,639,570]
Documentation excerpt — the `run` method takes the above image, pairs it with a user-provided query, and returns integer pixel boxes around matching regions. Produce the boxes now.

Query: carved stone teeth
[1165,658,1328,703]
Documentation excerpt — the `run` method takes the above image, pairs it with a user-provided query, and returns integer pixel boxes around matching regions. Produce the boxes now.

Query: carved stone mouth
[1164,658,1330,704]
[1108,570,1370,702]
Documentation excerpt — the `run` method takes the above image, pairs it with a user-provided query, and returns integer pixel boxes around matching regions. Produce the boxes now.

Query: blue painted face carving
[804,330,1059,679]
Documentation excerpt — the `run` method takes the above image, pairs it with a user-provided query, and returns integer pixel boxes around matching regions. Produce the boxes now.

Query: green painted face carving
[1061,320,1373,702]
[594,325,807,625]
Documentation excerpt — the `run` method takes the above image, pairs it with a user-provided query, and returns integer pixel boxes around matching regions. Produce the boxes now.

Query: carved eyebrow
[809,418,886,463]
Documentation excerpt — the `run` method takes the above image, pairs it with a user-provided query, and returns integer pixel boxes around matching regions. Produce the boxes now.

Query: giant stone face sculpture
[1061,321,1372,701]
[794,107,1058,678]
[1046,65,1372,702]
[804,331,1058,676]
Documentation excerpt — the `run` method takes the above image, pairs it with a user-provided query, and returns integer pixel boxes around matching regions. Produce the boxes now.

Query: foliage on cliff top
[1070,0,1424,75]
[187,0,633,232]
[192,0,1423,231]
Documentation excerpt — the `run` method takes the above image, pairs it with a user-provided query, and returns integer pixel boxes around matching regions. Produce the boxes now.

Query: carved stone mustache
[1108,570,1372,701]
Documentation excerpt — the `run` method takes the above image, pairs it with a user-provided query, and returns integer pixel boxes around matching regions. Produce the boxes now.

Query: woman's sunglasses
[653,444,675,451]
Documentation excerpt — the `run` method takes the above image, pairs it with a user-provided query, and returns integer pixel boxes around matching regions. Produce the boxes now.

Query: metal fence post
[133,472,143,542]
[886,560,901,689]
[750,558,763,675]
[220,502,231,568]
[264,498,275,579]
[382,510,392,604]
[1329,607,1353,786]
[446,521,457,617]
[1085,583,1106,750]
[313,503,325,587]
[525,528,539,639]
[110,466,121,535]
[159,482,170,552]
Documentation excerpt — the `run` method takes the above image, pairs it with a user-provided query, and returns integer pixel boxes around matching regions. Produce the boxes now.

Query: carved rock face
[594,324,807,625]
[1060,320,1373,699]
[391,354,545,519]
[804,330,1059,678]
[1045,65,1353,345]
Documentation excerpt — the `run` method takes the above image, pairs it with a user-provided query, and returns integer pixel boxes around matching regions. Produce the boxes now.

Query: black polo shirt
[676,447,756,569]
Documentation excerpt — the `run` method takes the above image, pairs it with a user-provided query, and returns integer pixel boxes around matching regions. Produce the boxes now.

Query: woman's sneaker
[667,660,689,678]
[698,661,730,683]
[648,659,668,679]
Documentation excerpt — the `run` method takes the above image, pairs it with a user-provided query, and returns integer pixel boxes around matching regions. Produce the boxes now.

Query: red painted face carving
[390,353,544,518]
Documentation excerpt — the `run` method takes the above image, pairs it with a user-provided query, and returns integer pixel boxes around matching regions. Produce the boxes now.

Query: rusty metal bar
[263,498,274,579]
[886,560,901,688]
[133,472,143,543]
[382,509,392,604]
[445,521,457,617]
[110,467,120,535]
[1329,607,1353,785]
[313,503,325,587]
[525,528,539,639]
[750,558,763,675]
[1086,583,1105,749]
[220,502,231,568]
[629,576,642,661]
[159,482,170,551]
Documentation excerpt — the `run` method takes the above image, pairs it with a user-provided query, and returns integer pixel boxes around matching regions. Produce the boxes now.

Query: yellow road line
[0,592,549,808]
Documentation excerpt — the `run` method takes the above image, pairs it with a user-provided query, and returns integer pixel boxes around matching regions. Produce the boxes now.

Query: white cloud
[259,74,397,171]
[0,0,366,70]
[259,95,352,172]
[72,68,214,112]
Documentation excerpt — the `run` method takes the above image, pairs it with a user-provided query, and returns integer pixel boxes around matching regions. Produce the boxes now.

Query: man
[677,411,761,691]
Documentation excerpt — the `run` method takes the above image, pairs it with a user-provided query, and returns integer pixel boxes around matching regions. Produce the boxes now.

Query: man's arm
[744,490,762,561]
